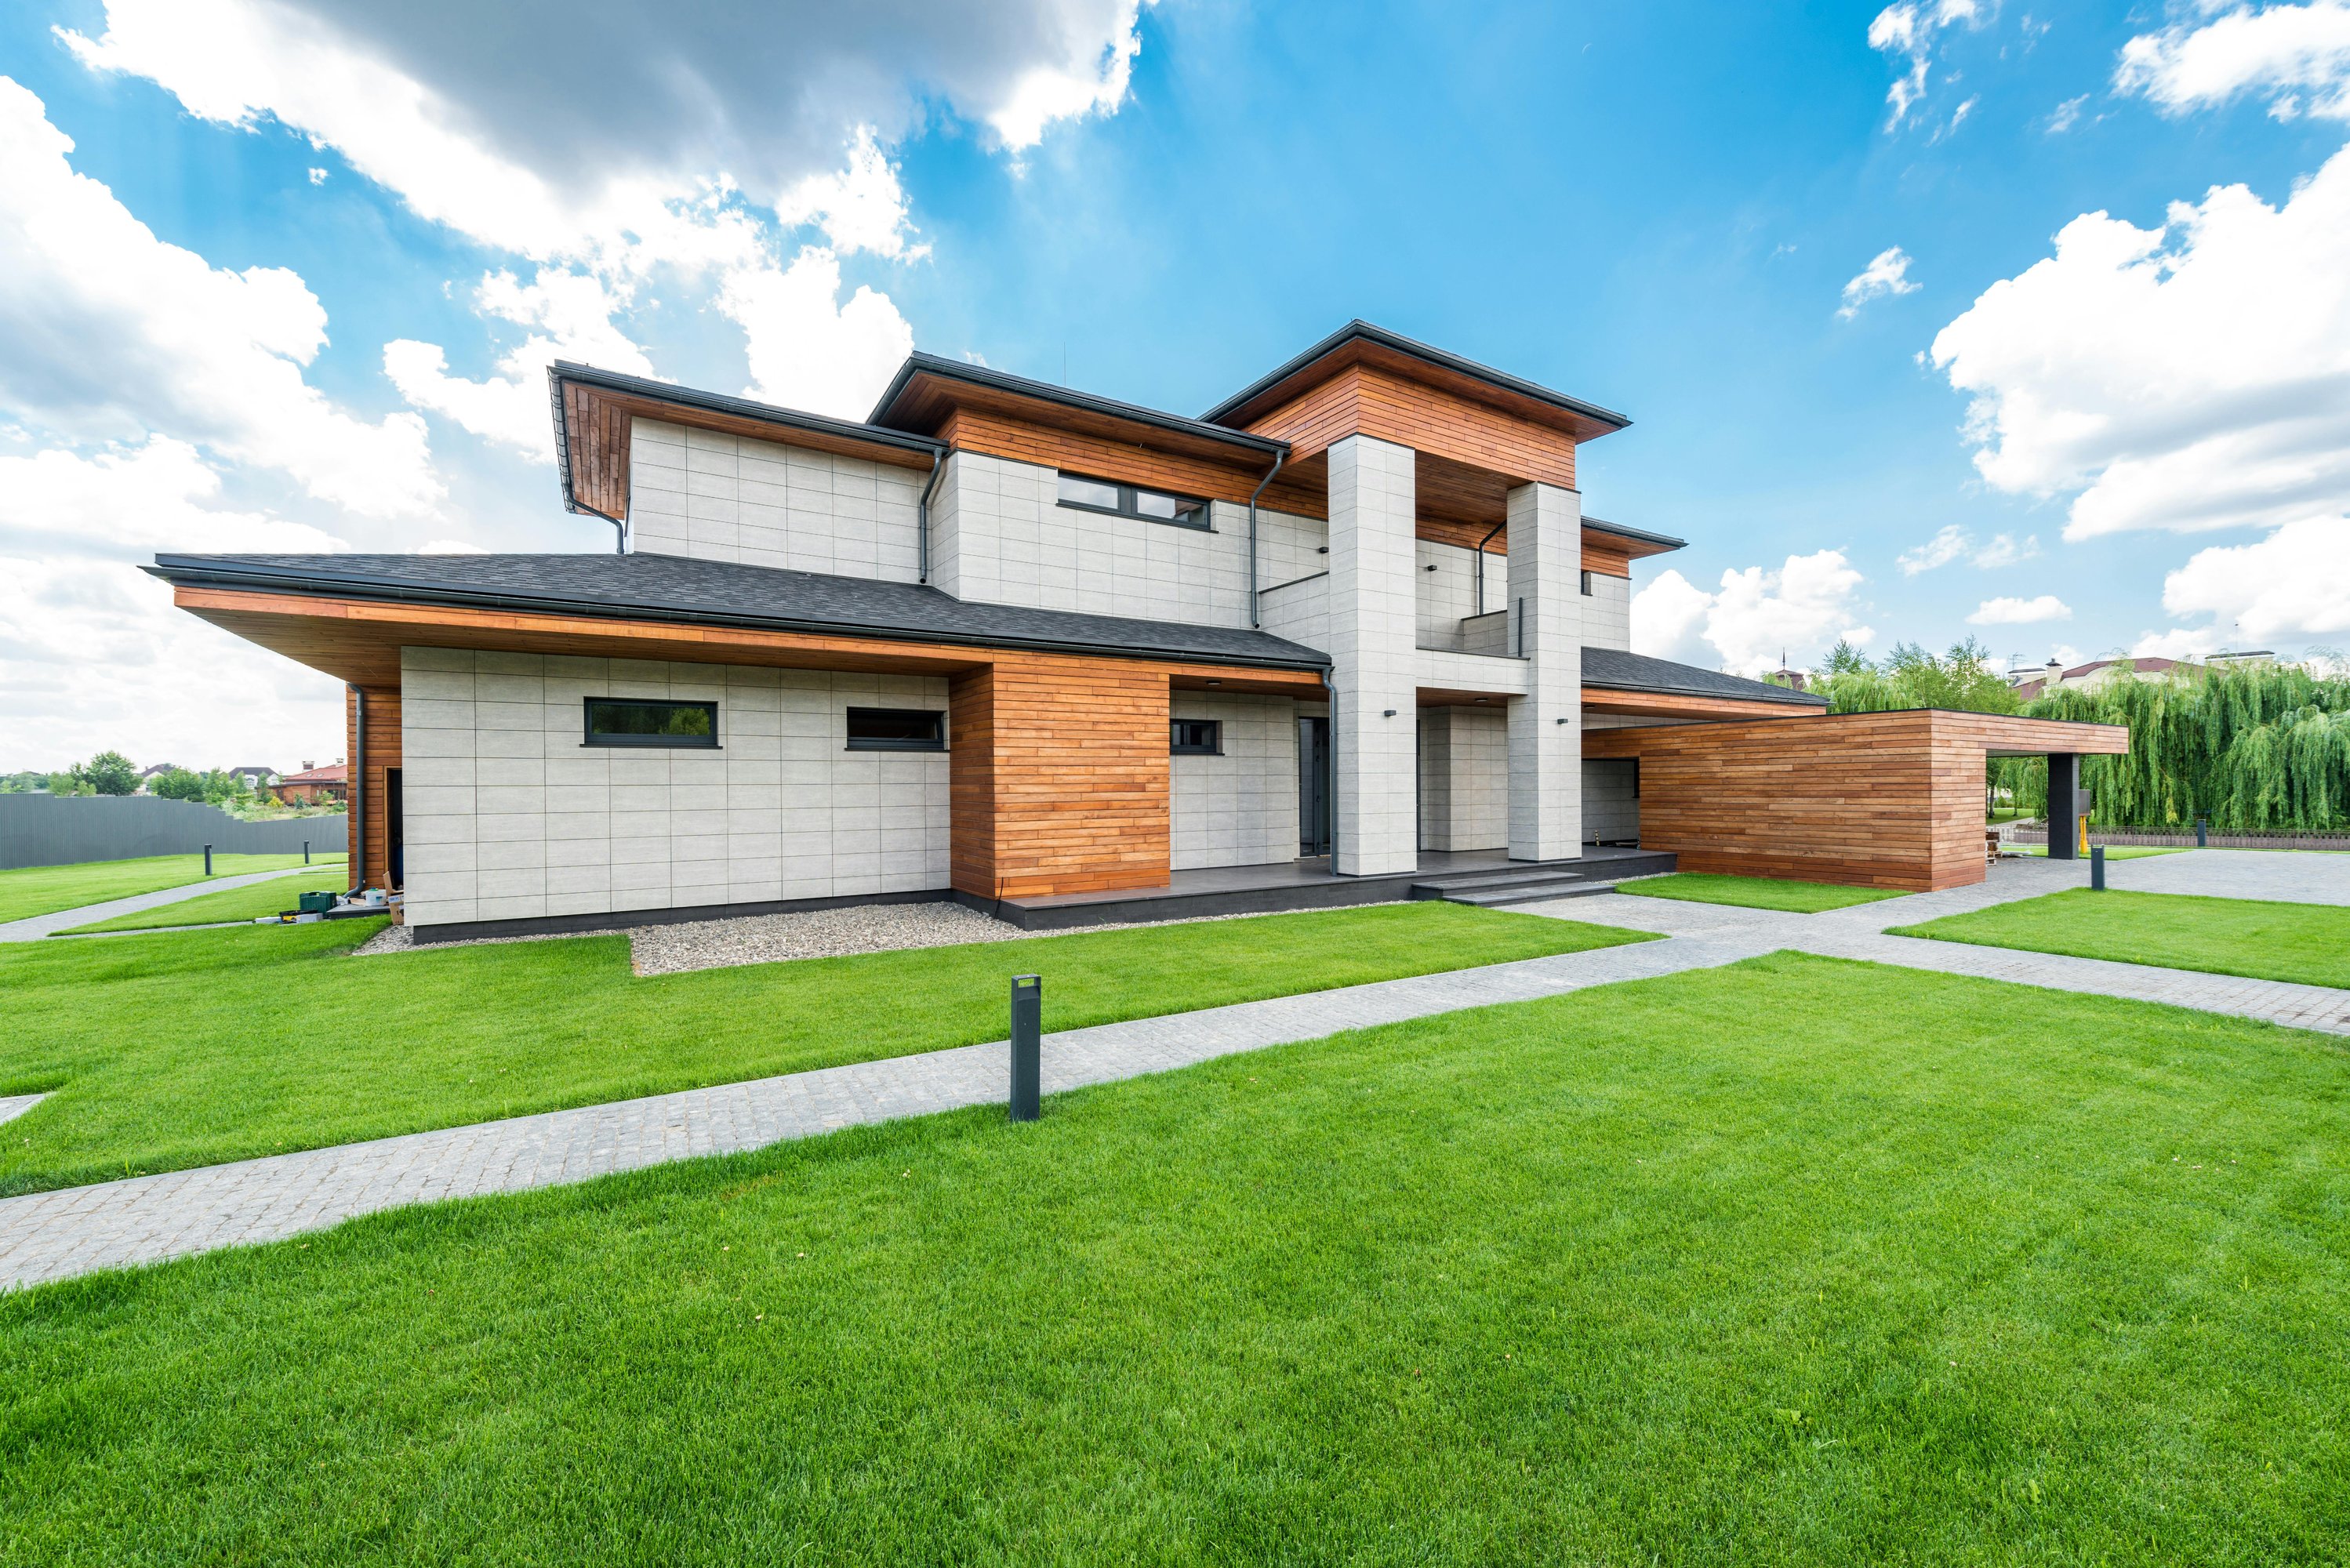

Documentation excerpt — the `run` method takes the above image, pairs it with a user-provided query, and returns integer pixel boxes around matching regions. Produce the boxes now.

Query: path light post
[1009,975,1041,1123]
[2196,815,2209,848]
[2090,844,2106,892]
[202,843,212,877]
[303,839,311,865]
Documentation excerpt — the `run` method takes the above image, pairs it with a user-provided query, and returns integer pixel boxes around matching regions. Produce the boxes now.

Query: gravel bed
[351,897,1411,972]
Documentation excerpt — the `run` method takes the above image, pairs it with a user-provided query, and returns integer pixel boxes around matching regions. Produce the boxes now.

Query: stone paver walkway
[2103,846,2350,906]
[5,848,2344,1294]
[0,864,342,943]
[0,1094,45,1128]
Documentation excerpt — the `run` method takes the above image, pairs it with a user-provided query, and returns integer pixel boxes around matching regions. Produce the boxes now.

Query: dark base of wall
[955,875,1422,931]
[407,887,950,945]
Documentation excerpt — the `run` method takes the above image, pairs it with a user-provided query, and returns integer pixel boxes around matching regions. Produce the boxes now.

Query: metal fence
[0,794,345,871]
[2006,822,2350,852]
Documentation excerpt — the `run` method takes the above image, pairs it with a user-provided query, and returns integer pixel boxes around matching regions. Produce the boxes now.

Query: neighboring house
[133,763,178,794]
[148,321,2125,939]
[2012,656,2187,702]
[230,764,282,791]
[270,761,347,806]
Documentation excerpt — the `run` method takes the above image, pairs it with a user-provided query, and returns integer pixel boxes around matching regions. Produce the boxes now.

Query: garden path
[0,865,341,943]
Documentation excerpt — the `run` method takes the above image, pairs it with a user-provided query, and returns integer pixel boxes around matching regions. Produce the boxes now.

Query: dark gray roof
[1582,645,1828,706]
[1579,514,1686,553]
[147,553,1331,672]
[868,352,1287,457]
[1202,320,1631,432]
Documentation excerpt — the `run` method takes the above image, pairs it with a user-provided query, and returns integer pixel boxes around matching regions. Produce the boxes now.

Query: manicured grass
[0,852,343,924]
[56,873,350,934]
[5,955,2347,1563]
[1614,871,1908,912]
[0,902,1648,1196]
[1891,887,2350,989]
[2014,844,2182,860]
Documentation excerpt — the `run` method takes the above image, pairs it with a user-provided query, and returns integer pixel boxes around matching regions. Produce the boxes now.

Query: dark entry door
[1298,717,1331,856]
[385,767,405,889]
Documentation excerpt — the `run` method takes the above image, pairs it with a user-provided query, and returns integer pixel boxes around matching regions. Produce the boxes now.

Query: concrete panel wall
[1256,572,1330,655]
[1170,692,1300,870]
[628,419,926,579]
[399,648,950,930]
[1582,757,1640,844]
[1417,705,1509,852]
[1327,436,1420,875]
[1582,569,1633,652]
[1415,539,1509,651]
[1506,481,1584,861]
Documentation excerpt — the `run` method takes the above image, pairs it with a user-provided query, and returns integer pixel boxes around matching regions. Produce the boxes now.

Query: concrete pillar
[1327,434,1418,875]
[1505,481,1582,862]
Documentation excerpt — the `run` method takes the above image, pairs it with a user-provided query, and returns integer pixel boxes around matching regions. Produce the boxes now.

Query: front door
[1298,717,1331,856]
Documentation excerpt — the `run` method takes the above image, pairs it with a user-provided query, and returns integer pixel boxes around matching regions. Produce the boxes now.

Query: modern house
[150,321,2125,941]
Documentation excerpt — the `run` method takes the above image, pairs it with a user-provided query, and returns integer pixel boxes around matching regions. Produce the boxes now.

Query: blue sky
[3,0,2347,768]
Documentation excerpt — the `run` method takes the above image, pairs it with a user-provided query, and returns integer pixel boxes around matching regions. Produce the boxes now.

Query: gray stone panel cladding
[1169,693,1302,871]
[628,419,926,580]
[1582,568,1633,652]
[1417,706,1509,852]
[400,648,950,930]
[1582,758,1640,844]
[1255,570,1330,655]
[1414,538,1509,651]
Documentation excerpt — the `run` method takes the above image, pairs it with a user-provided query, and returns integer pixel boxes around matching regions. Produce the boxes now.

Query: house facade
[151,321,2124,939]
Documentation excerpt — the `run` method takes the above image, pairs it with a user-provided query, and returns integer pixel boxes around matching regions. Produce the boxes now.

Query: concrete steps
[1408,851,1675,909]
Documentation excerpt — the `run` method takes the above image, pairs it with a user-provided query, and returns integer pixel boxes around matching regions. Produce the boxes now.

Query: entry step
[1408,851,1674,909]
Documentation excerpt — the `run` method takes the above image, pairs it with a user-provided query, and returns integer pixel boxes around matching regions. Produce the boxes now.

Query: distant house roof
[146,553,1332,673]
[277,763,347,785]
[2017,655,2188,700]
[1582,645,1829,707]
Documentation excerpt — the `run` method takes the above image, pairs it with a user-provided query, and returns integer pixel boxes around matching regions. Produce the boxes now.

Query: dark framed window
[583,699,718,748]
[1170,718,1222,756]
[1056,471,1211,531]
[1580,570,1594,597]
[846,707,946,752]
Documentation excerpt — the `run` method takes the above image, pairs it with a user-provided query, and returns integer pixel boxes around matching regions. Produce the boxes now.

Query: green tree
[71,751,140,797]
[1814,638,2021,717]
[151,768,208,802]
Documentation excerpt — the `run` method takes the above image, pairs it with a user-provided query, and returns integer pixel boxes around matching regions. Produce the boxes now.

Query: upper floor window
[1056,471,1211,531]
[1580,570,1594,597]
[846,707,946,752]
[584,699,718,748]
[1170,719,1222,755]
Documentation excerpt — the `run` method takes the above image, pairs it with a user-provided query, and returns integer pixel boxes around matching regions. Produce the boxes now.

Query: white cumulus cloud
[1968,593,2072,624]
[1840,246,1921,319]
[720,248,918,419]
[2116,2,2350,123]
[1632,550,1872,677]
[1869,0,1989,129]
[2159,517,2350,641]
[0,78,439,519]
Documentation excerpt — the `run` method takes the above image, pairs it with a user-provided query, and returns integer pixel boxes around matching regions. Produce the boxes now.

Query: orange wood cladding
[343,683,402,891]
[1581,690,1824,720]
[950,657,1172,899]
[1238,365,1578,491]
[1583,710,2129,891]
[938,408,1274,507]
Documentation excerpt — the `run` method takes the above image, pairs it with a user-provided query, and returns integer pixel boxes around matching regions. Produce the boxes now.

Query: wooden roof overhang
[1582,710,2133,758]
[550,362,945,527]
[1580,689,1828,721]
[168,585,1328,699]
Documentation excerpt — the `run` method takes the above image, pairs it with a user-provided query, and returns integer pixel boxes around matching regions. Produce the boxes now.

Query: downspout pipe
[347,684,365,897]
[1472,519,1506,616]
[917,448,945,584]
[1321,667,1339,869]
[572,499,627,554]
[1248,451,1284,628]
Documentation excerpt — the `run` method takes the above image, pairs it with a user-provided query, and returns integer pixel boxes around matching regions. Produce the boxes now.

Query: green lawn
[0,902,1648,1196]
[0,852,343,924]
[2014,845,2183,860]
[1614,871,1908,913]
[5,954,2346,1563]
[1892,888,2350,990]
[56,873,350,934]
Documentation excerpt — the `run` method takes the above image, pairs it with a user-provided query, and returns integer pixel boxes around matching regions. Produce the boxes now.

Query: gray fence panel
[0,795,347,871]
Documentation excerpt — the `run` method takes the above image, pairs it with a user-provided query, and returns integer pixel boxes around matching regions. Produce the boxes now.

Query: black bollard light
[1009,974,1041,1123]
[2196,815,2209,848]
[303,838,311,865]
[203,843,213,877]
[2090,844,2106,891]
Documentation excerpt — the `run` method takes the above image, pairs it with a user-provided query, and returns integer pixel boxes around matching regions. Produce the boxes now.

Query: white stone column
[1327,435,1418,876]
[1506,481,1583,862]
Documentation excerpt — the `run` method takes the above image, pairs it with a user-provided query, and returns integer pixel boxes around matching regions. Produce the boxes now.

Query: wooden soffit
[172,586,1329,696]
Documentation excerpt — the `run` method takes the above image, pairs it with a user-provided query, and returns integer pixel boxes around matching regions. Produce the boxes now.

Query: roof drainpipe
[572,499,627,554]
[917,448,945,585]
[1473,519,1506,617]
[1321,667,1339,870]
[1248,451,1284,628]
[347,684,365,897]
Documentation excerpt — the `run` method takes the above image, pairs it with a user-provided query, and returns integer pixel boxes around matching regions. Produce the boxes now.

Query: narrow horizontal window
[1170,718,1222,756]
[583,699,717,748]
[1055,471,1211,531]
[846,707,946,752]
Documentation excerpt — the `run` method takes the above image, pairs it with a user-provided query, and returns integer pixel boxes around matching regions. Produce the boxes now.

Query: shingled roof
[146,553,1331,672]
[1581,644,1829,706]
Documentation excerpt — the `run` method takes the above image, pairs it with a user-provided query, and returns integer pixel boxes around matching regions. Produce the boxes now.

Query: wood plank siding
[937,408,1273,508]
[1239,364,1578,492]
[344,682,402,891]
[1583,710,2130,891]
